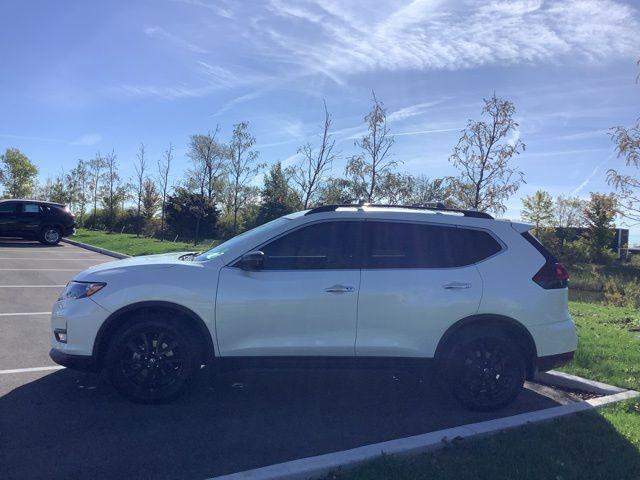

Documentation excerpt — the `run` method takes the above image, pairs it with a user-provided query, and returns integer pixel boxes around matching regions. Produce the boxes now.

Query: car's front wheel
[442,329,525,411]
[105,318,200,403]
[39,226,61,245]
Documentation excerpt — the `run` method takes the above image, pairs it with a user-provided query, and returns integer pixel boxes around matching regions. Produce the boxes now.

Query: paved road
[0,239,577,480]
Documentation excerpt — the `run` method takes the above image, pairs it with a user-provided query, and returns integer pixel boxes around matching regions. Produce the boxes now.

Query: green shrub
[562,238,591,264]
[603,277,640,309]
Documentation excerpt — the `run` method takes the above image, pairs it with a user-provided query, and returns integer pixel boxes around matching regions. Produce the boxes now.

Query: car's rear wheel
[442,329,525,411]
[105,317,200,403]
[39,226,61,245]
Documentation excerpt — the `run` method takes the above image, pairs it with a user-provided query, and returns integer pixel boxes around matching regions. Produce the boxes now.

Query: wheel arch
[434,314,538,379]
[93,301,216,369]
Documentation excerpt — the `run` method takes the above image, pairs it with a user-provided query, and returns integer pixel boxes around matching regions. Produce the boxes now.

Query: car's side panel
[356,266,483,357]
[474,222,576,356]
[215,266,360,356]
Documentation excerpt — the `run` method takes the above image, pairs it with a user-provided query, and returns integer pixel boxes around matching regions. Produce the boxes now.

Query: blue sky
[1,0,639,242]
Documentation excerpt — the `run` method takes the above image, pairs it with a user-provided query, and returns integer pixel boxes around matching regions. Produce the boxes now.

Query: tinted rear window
[364,221,502,269]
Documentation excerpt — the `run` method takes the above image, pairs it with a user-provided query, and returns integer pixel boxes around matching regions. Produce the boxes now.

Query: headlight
[58,281,106,300]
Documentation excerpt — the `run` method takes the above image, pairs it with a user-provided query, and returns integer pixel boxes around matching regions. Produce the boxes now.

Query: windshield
[195,217,290,261]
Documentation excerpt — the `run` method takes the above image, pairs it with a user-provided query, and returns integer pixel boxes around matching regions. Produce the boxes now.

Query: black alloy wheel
[106,319,199,403]
[446,332,525,411]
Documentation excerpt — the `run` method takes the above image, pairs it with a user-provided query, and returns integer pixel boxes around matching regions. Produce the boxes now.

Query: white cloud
[70,133,102,146]
[257,0,640,79]
[388,98,452,122]
[144,26,208,54]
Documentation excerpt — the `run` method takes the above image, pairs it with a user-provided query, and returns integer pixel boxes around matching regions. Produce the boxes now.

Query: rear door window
[363,221,502,269]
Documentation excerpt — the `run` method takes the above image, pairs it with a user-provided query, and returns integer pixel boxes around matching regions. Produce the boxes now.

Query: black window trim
[0,202,19,213]
[360,219,506,271]
[227,218,366,271]
[225,217,506,272]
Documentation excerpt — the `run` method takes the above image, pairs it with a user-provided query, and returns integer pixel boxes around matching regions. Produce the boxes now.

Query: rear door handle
[324,284,355,293]
[443,282,471,290]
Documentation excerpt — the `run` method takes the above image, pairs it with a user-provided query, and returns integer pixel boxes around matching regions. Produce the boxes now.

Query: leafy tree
[554,196,585,254]
[345,92,396,202]
[88,153,105,222]
[317,177,353,205]
[186,129,226,245]
[99,151,126,232]
[68,159,90,225]
[227,122,263,234]
[255,162,299,226]
[187,131,227,203]
[521,190,554,237]
[381,173,454,206]
[165,187,218,243]
[583,192,617,263]
[141,178,160,229]
[289,100,337,208]
[449,94,525,214]
[0,148,38,198]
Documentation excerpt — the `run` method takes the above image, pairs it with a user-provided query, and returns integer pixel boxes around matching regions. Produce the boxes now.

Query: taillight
[532,262,569,289]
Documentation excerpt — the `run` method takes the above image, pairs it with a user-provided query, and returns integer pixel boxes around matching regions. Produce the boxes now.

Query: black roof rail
[304,202,493,219]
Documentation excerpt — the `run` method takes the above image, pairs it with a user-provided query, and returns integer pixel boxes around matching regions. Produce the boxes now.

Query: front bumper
[62,225,76,236]
[49,348,98,372]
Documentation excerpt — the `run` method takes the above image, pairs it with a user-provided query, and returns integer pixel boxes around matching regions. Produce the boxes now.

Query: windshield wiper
[178,252,201,261]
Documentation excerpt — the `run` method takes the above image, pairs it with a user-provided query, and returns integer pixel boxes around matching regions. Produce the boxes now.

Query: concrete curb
[61,238,130,259]
[535,370,626,395]
[208,376,638,480]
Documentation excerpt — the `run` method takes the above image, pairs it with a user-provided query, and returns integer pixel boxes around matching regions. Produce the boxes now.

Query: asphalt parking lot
[1,239,580,480]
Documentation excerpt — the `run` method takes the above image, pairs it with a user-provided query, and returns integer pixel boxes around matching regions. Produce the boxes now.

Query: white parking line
[0,269,81,271]
[0,248,99,253]
[0,285,65,288]
[0,257,106,261]
[0,366,64,375]
[0,312,50,316]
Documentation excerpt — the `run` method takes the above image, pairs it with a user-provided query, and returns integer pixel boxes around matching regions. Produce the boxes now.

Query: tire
[105,316,200,403]
[39,226,62,245]
[442,328,526,411]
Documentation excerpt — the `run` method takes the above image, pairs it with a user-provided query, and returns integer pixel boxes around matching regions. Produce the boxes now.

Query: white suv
[50,204,577,410]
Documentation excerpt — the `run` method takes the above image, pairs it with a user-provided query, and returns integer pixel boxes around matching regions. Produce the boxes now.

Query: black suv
[0,199,76,245]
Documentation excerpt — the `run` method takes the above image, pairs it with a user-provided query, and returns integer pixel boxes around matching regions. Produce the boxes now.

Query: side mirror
[239,251,265,271]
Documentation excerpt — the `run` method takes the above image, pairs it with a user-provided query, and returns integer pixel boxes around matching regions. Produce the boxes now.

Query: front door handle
[324,284,355,293]
[443,282,471,290]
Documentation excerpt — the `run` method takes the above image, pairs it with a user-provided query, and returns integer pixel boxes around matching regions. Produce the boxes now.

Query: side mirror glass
[239,251,265,271]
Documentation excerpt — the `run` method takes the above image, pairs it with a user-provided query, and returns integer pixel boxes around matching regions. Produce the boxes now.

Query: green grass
[327,302,640,480]
[71,228,218,256]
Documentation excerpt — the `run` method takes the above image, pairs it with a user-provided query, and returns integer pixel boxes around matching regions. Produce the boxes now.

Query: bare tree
[88,153,105,222]
[228,122,263,234]
[133,143,147,236]
[157,143,173,241]
[290,100,337,208]
[345,91,396,203]
[449,93,525,214]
